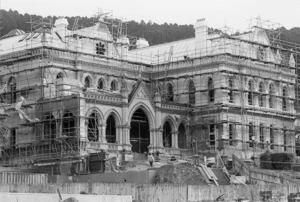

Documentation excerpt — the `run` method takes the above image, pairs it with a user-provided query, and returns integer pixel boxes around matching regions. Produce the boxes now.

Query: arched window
[110,80,117,91]
[269,84,275,108]
[44,114,56,140]
[163,121,172,147]
[258,82,264,107]
[7,77,16,103]
[84,76,91,88]
[166,83,174,102]
[229,124,235,146]
[248,80,254,106]
[106,115,116,143]
[228,78,234,103]
[97,79,104,90]
[270,125,274,149]
[283,128,287,151]
[62,111,75,137]
[248,122,254,147]
[282,87,288,111]
[188,81,195,105]
[87,112,99,142]
[259,124,264,149]
[208,78,214,103]
[178,123,186,149]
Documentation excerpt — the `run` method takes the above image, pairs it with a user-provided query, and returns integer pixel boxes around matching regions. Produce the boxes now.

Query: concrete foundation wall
[49,169,157,184]
[0,183,300,201]
[0,193,132,202]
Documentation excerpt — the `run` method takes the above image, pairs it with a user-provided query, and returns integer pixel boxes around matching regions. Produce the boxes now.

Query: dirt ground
[154,163,207,185]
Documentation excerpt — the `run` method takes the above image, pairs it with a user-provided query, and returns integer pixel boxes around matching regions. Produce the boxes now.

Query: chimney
[194,18,207,55]
[136,38,149,49]
[54,17,69,38]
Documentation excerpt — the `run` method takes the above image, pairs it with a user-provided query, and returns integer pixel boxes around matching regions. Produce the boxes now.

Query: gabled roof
[128,80,154,107]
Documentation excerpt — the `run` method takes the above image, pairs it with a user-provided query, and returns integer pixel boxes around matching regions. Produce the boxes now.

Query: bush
[260,151,272,169]
[260,152,294,170]
[271,153,294,170]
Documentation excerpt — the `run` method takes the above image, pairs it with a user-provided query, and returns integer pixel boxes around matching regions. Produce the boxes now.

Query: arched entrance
[178,123,186,149]
[163,122,172,147]
[130,108,150,153]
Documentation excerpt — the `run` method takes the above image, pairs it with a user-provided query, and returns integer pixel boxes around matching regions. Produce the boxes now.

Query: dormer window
[84,76,91,88]
[96,42,106,55]
[257,46,265,60]
[98,79,104,90]
[111,80,117,91]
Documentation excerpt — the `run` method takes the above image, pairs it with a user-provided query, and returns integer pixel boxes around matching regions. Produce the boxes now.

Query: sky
[1,0,300,32]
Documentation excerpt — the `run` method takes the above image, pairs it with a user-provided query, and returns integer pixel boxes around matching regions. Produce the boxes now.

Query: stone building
[0,16,297,173]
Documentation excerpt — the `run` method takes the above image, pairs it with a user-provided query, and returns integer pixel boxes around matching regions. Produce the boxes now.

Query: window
[166,83,174,102]
[87,112,99,142]
[248,80,253,106]
[208,78,214,103]
[98,79,104,90]
[228,78,234,103]
[106,115,116,143]
[283,129,287,151]
[209,124,215,146]
[44,115,56,140]
[270,125,274,149]
[269,84,275,108]
[10,128,16,148]
[56,72,64,79]
[62,112,75,137]
[259,124,264,149]
[229,124,234,146]
[84,77,91,88]
[7,77,17,103]
[259,82,264,107]
[163,122,172,147]
[110,80,117,91]
[282,87,288,111]
[96,42,106,55]
[188,81,195,105]
[249,123,254,147]
[257,46,265,60]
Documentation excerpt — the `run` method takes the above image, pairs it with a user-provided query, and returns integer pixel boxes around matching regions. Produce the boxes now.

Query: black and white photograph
[0,0,300,201]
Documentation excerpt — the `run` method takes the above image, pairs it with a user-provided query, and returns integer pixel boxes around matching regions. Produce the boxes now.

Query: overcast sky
[2,0,300,32]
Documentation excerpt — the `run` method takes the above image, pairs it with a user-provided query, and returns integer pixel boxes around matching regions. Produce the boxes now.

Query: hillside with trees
[1,9,300,48]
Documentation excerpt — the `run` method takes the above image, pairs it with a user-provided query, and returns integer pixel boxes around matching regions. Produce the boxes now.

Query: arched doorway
[130,108,150,153]
[163,122,172,147]
[87,112,99,142]
[178,123,186,149]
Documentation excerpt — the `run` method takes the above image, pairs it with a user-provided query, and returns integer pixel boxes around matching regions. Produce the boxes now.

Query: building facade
[0,16,297,173]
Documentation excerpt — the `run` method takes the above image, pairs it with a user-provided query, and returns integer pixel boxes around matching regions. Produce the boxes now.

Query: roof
[1,29,25,39]
[128,38,195,64]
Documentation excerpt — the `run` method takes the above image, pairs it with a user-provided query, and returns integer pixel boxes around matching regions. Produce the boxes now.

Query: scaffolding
[0,14,300,171]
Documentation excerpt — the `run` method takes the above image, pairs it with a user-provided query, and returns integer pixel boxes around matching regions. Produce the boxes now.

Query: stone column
[156,128,164,147]
[172,131,178,148]
[122,125,131,145]
[116,126,122,144]
[99,124,107,143]
[79,117,87,141]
